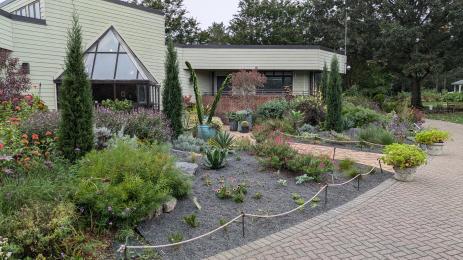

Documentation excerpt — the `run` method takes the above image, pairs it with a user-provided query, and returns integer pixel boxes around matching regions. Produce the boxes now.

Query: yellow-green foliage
[382,144,427,169]
[415,129,450,145]
[75,141,191,229]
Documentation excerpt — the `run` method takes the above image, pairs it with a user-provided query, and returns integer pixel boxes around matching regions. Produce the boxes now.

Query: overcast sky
[184,0,240,29]
[0,0,240,29]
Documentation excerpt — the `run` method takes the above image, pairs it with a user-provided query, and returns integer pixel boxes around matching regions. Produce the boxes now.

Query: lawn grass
[427,113,463,124]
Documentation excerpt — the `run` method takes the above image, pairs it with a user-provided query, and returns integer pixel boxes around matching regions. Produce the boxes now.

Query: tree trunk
[410,78,423,108]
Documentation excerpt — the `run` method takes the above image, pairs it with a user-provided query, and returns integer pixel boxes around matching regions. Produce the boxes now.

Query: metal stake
[332,147,337,161]
[378,159,384,173]
[357,175,360,191]
[241,212,245,238]
[324,186,328,207]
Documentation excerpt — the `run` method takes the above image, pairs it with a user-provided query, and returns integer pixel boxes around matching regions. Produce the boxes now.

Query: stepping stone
[176,161,199,177]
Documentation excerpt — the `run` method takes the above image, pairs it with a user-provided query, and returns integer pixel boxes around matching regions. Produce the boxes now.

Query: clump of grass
[339,158,356,171]
[183,214,199,228]
[359,126,395,145]
[168,232,183,244]
[253,192,263,200]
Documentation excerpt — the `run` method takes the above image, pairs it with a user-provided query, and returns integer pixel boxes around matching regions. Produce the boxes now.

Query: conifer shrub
[325,56,343,132]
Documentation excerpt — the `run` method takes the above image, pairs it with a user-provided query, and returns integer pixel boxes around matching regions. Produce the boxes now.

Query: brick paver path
[211,120,463,259]
[289,142,395,172]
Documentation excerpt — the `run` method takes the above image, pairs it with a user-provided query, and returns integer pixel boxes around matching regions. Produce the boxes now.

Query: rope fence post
[378,159,384,173]
[123,236,129,260]
[332,147,337,161]
[324,185,328,207]
[357,175,360,191]
[241,212,245,238]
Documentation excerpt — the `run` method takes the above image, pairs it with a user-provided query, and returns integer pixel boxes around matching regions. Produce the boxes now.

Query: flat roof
[175,44,345,55]
[1,0,164,16]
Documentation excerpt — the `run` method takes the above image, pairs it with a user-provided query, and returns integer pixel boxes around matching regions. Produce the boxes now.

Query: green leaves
[382,144,427,169]
[204,148,228,170]
[163,40,183,138]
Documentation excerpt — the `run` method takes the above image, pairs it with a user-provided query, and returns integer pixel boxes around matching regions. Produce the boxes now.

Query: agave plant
[209,131,235,150]
[204,148,228,169]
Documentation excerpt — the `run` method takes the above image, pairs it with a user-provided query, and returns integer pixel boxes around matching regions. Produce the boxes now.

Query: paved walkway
[211,120,463,259]
[289,142,394,172]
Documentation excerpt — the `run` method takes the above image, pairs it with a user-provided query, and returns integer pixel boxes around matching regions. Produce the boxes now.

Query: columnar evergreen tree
[162,39,183,138]
[58,14,94,161]
[325,56,343,132]
[320,62,329,104]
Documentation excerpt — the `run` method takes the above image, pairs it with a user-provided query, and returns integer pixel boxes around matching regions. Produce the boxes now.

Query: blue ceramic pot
[197,125,217,140]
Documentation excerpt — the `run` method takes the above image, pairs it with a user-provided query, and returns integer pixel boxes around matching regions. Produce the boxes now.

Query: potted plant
[415,129,450,156]
[240,121,250,133]
[381,143,427,182]
[186,61,230,140]
[228,112,239,131]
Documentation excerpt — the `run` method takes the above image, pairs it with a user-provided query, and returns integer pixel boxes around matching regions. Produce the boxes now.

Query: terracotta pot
[426,143,444,156]
[393,167,417,182]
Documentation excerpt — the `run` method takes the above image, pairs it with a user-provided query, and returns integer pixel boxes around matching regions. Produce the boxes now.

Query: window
[84,28,147,81]
[12,1,41,19]
[263,71,293,91]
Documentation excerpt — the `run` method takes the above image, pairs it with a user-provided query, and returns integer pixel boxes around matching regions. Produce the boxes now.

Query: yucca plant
[204,148,228,169]
[209,131,235,150]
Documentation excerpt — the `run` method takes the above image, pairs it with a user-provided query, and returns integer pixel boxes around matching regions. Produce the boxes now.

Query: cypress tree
[58,14,94,161]
[162,39,184,138]
[320,62,329,104]
[325,56,343,132]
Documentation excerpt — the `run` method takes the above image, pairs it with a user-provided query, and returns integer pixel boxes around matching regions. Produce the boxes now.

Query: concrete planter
[426,143,444,156]
[393,167,417,182]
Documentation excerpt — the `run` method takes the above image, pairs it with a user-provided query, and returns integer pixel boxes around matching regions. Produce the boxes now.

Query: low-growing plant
[183,214,200,228]
[204,148,228,169]
[74,140,191,230]
[339,158,356,171]
[216,185,233,199]
[295,174,314,185]
[291,193,302,201]
[359,126,395,145]
[233,137,254,152]
[219,218,229,232]
[173,134,206,153]
[342,102,386,129]
[168,232,184,244]
[415,129,450,145]
[101,99,133,111]
[277,179,288,187]
[256,140,297,169]
[253,192,263,200]
[287,154,333,182]
[232,191,246,203]
[210,131,235,150]
[289,110,305,129]
[382,143,427,169]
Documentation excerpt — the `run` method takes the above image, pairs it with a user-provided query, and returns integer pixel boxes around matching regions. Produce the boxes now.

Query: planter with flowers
[381,143,427,182]
[415,129,450,156]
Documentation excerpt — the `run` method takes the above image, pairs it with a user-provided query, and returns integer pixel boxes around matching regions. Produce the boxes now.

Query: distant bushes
[342,102,386,129]
[359,125,395,145]
[256,99,289,119]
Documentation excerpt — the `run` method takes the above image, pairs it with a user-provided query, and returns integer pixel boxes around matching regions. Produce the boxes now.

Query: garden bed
[133,152,391,260]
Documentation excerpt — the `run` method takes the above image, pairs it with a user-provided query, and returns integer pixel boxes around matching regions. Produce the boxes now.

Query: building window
[84,29,147,81]
[21,63,30,74]
[263,71,293,92]
[13,1,42,19]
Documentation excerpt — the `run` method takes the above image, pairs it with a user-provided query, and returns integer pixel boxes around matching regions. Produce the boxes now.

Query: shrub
[125,109,172,143]
[162,40,184,138]
[287,154,333,182]
[295,174,314,185]
[256,141,297,169]
[256,99,289,119]
[101,99,133,111]
[204,148,228,169]
[0,50,30,101]
[339,158,356,172]
[74,141,191,229]
[291,96,325,126]
[58,15,94,161]
[173,134,206,153]
[325,56,343,131]
[359,126,395,145]
[342,102,386,129]
[253,119,295,143]
[20,111,59,137]
[382,144,427,169]
[415,129,450,145]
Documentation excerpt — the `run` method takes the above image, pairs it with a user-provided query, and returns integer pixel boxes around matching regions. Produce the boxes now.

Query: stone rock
[176,162,199,177]
[163,198,177,213]
[147,206,163,220]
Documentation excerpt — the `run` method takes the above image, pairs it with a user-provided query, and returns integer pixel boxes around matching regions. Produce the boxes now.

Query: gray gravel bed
[135,153,391,260]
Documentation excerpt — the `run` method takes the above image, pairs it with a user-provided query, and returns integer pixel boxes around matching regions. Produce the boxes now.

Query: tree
[229,0,306,45]
[375,0,463,107]
[231,69,267,110]
[203,22,231,44]
[0,50,30,101]
[162,39,183,138]
[320,62,329,103]
[325,56,342,132]
[134,0,203,44]
[58,14,94,161]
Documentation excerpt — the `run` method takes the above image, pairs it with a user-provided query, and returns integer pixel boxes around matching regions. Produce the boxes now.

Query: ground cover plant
[415,129,450,145]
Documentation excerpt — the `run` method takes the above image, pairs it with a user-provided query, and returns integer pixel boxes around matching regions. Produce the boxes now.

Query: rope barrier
[120,165,381,256]
[283,133,386,148]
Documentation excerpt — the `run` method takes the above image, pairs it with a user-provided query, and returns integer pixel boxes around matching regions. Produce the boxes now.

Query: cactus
[186,61,204,125]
